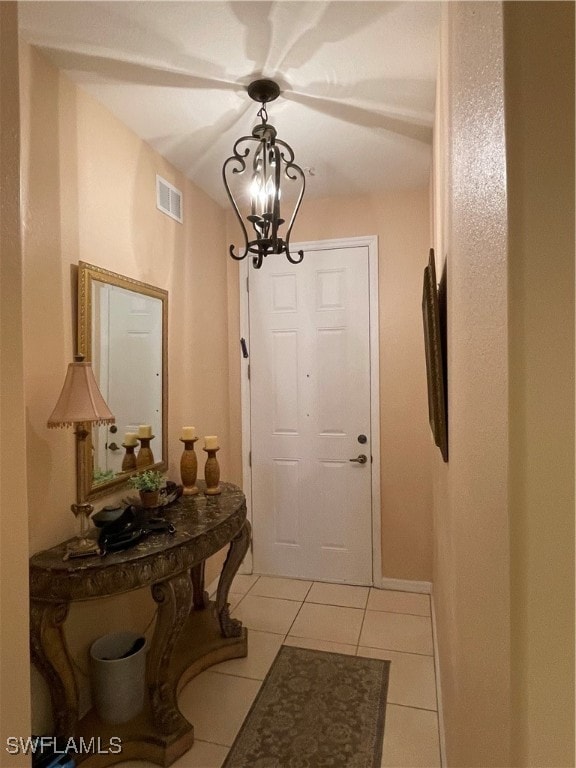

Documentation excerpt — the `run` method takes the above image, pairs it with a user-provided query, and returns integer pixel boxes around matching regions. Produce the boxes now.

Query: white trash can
[90,631,148,724]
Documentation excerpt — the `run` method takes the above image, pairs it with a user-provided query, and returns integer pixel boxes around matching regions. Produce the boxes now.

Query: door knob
[107,442,120,452]
[349,454,368,464]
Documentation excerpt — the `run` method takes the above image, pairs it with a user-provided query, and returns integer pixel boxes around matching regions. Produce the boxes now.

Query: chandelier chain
[256,104,269,125]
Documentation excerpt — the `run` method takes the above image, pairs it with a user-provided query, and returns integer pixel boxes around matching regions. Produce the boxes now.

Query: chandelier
[223,79,305,269]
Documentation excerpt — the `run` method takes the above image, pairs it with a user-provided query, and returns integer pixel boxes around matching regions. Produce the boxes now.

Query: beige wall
[433,3,511,766]
[505,3,575,765]
[0,4,32,764]
[433,2,575,766]
[227,189,434,583]
[19,43,231,731]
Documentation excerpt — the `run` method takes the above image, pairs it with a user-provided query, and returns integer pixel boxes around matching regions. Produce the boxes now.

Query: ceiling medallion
[223,79,305,269]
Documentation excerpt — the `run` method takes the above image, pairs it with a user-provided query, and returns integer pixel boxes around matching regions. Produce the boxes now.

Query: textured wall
[0,4,32,764]
[433,3,575,765]
[505,3,575,765]
[433,3,511,765]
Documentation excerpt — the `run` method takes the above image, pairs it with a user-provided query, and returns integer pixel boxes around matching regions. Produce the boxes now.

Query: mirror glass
[78,262,168,499]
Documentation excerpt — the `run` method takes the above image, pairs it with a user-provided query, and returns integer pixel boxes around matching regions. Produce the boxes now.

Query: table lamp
[47,355,115,557]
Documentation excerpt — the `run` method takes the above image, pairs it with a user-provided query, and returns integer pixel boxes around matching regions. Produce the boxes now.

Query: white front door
[248,243,375,584]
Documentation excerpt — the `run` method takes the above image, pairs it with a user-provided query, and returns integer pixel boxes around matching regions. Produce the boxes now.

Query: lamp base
[64,537,101,560]
[63,501,99,560]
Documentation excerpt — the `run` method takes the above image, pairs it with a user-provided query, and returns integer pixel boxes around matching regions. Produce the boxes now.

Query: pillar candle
[124,432,138,446]
[181,426,197,440]
[138,424,152,438]
[204,435,218,450]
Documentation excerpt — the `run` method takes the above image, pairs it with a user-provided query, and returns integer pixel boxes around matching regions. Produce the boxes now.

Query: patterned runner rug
[222,645,390,768]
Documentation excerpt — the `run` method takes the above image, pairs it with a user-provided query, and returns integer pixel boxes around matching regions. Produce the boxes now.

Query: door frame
[239,235,382,585]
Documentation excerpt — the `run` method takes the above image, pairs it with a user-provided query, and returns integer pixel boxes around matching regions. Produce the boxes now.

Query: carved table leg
[30,600,79,737]
[147,572,193,736]
[190,562,209,610]
[215,520,251,638]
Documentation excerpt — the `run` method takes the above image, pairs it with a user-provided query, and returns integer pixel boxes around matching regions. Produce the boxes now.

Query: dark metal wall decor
[223,79,305,269]
[422,248,448,461]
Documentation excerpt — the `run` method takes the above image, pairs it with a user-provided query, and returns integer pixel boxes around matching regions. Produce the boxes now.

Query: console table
[29,482,251,767]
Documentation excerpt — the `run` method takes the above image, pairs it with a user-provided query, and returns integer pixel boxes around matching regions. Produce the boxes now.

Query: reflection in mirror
[78,262,168,499]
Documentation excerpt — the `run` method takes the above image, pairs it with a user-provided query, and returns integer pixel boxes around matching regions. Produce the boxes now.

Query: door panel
[249,245,373,584]
[272,330,299,433]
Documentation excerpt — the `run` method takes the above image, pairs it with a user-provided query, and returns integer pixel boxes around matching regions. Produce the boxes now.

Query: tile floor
[117,575,442,768]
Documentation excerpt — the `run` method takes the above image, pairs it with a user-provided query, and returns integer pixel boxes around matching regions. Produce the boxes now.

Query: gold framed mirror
[78,262,168,499]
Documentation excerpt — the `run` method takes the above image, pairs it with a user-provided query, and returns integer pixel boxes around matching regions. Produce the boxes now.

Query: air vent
[156,175,183,223]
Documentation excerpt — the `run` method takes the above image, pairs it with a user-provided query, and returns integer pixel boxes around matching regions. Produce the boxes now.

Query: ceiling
[18,1,439,207]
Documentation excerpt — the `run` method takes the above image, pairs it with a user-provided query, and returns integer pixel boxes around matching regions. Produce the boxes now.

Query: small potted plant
[128,470,165,509]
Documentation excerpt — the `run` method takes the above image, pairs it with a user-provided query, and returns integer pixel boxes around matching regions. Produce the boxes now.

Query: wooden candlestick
[180,437,199,495]
[136,435,155,468]
[121,443,137,472]
[203,447,221,495]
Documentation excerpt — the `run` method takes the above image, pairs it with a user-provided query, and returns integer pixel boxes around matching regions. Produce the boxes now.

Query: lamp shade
[47,360,115,428]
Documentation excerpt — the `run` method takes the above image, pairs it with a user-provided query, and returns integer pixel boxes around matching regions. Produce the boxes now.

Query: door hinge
[247,364,251,380]
[246,276,249,292]
[249,450,252,467]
